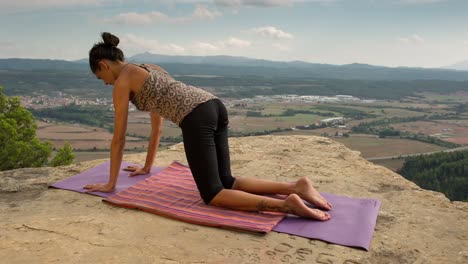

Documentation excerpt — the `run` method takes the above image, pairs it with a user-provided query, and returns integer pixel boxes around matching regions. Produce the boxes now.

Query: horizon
[1,52,466,71]
[1,0,468,68]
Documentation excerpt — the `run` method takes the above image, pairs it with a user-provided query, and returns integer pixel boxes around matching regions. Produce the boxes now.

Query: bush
[0,86,74,171]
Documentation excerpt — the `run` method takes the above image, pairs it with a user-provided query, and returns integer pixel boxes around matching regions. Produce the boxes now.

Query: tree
[49,142,75,167]
[0,86,74,171]
[0,86,52,170]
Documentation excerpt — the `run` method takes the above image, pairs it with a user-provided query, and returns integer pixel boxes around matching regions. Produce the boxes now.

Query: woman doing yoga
[83,33,332,221]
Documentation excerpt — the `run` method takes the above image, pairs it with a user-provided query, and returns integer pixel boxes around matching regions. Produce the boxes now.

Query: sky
[0,0,467,68]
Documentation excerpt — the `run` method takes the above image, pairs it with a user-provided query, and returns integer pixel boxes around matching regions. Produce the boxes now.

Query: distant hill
[1,55,468,81]
[444,60,468,71]
[127,53,468,81]
[0,58,85,70]
[2,55,468,100]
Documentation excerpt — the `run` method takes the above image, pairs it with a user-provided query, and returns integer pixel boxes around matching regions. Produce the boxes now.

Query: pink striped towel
[104,161,285,233]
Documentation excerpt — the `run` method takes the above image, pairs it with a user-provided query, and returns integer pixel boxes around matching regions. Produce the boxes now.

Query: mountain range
[1,53,468,81]
[444,60,468,71]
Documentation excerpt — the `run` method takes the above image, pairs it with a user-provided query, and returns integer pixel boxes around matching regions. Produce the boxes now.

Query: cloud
[214,0,295,7]
[0,0,105,11]
[193,37,251,52]
[400,0,447,3]
[397,34,425,44]
[222,37,251,48]
[214,0,335,8]
[120,34,186,54]
[272,43,291,51]
[107,12,168,25]
[0,40,15,48]
[104,5,221,25]
[165,44,186,53]
[252,26,294,39]
[0,40,21,58]
[119,33,251,55]
[192,5,222,19]
[194,42,221,51]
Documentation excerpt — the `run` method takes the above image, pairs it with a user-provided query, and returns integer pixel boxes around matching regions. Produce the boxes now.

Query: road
[365,146,468,161]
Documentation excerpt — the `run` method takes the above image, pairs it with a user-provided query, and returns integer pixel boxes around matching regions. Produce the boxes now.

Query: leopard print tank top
[130,64,217,126]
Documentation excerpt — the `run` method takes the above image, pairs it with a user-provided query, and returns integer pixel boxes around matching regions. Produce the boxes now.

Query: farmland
[32,90,468,173]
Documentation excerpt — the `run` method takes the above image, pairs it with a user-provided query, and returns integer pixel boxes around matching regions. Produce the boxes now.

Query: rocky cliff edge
[1,135,467,264]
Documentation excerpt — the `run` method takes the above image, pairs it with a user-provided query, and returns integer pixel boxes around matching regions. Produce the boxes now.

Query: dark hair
[89,32,125,73]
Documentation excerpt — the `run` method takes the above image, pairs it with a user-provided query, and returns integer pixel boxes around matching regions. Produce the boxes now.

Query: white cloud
[222,37,251,48]
[252,26,294,39]
[0,0,105,11]
[214,0,295,7]
[107,12,169,25]
[397,34,425,45]
[400,0,447,4]
[194,42,221,51]
[0,40,21,58]
[214,0,334,7]
[105,5,221,25]
[193,37,251,51]
[120,34,186,54]
[119,34,251,56]
[166,44,186,53]
[193,5,222,19]
[120,34,161,52]
[272,43,291,51]
[0,40,15,48]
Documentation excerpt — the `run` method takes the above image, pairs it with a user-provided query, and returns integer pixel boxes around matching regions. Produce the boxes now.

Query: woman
[84,33,332,221]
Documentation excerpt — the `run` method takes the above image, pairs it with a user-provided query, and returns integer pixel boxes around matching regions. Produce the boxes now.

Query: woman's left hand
[83,183,115,193]
[123,165,150,177]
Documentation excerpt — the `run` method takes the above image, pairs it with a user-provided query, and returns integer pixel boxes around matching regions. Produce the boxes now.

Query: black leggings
[180,99,235,204]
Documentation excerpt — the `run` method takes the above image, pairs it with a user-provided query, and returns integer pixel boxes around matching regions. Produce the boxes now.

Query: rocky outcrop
[1,135,467,263]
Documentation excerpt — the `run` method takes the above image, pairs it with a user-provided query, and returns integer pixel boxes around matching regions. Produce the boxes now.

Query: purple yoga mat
[50,161,164,198]
[273,192,381,251]
[51,161,379,250]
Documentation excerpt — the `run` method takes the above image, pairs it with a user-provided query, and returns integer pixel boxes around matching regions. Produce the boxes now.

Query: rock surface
[1,135,467,264]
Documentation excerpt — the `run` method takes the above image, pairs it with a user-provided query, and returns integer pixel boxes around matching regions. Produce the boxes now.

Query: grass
[229,114,324,132]
[126,122,182,138]
[417,92,468,103]
[272,130,448,159]
[332,136,448,158]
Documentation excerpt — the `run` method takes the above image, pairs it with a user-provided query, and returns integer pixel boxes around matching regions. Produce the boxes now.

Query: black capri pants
[180,99,236,204]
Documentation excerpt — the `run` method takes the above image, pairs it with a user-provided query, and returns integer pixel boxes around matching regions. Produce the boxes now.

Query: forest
[31,104,114,130]
[398,151,468,201]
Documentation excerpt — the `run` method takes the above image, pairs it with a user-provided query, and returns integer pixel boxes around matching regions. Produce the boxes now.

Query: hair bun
[101,32,120,47]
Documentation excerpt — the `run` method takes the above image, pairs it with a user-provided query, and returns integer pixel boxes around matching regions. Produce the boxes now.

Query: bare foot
[294,177,332,210]
[284,194,331,221]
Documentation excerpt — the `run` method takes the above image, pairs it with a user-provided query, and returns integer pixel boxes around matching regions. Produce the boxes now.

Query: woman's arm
[144,112,163,171]
[123,112,163,176]
[108,86,129,188]
[84,79,129,192]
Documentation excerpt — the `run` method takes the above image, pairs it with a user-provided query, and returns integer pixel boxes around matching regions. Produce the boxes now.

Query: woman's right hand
[123,165,150,177]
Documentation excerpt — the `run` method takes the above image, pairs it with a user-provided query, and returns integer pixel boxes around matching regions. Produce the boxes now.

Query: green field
[74,151,110,163]
[418,92,468,102]
[30,91,468,165]
[333,136,448,158]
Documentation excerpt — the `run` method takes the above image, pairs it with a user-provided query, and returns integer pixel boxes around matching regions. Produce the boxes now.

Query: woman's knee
[221,176,236,190]
[200,186,224,205]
